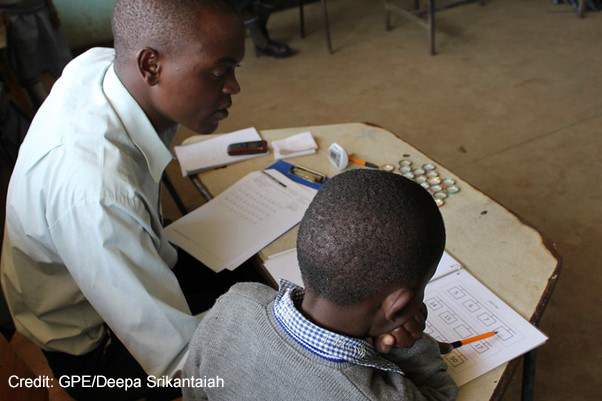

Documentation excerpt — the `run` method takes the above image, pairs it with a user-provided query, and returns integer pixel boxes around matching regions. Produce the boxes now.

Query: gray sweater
[183,283,458,401]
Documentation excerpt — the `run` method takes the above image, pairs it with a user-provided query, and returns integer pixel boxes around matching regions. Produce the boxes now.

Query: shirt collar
[273,280,403,374]
[102,64,175,183]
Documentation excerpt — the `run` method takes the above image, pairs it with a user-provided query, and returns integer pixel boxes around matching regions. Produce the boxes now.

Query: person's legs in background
[3,1,72,109]
[231,0,292,58]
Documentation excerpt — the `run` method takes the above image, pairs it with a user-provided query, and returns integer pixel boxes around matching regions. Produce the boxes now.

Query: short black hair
[297,169,445,305]
[112,0,238,65]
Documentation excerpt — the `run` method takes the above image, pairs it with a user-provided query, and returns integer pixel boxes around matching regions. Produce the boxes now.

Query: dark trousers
[43,250,265,401]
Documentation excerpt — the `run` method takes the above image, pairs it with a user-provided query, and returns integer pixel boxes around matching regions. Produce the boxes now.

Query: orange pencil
[348,156,379,169]
[450,331,497,349]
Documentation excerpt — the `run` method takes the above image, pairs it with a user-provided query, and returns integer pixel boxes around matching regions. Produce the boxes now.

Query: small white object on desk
[327,142,349,170]
[272,131,318,160]
[174,127,265,176]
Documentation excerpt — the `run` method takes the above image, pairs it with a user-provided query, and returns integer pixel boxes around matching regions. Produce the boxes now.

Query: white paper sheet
[174,127,264,176]
[164,170,317,272]
[264,248,304,286]
[424,266,547,386]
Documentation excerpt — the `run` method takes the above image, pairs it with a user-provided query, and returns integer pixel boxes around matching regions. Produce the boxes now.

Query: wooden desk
[187,122,560,401]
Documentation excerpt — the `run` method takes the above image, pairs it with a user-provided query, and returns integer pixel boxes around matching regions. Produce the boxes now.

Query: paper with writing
[262,249,547,386]
[164,170,317,272]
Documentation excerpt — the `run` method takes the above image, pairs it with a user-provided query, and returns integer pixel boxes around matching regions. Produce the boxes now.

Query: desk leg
[521,349,537,401]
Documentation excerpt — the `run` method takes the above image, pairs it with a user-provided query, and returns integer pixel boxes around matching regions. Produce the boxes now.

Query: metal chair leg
[299,0,305,38]
[428,0,436,55]
[578,0,587,18]
[162,173,188,216]
[321,0,333,54]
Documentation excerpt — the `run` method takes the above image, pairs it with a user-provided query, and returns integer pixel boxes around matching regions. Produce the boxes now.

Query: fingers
[374,333,396,354]
[390,327,418,348]
[419,302,428,321]
[438,341,454,354]
[374,303,430,353]
[402,310,426,339]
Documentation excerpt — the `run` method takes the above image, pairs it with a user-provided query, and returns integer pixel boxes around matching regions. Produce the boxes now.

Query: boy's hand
[437,341,454,354]
[375,303,428,353]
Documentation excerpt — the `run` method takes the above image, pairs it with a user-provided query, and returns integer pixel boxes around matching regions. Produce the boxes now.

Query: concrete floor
[2,1,601,400]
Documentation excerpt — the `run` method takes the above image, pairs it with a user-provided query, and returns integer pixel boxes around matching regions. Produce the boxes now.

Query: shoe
[255,40,291,58]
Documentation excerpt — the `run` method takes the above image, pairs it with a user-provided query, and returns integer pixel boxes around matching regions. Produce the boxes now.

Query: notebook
[263,249,548,386]
[174,127,265,176]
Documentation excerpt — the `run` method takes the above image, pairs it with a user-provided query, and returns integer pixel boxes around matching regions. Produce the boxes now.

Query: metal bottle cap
[428,177,442,185]
[381,164,395,173]
[446,185,460,194]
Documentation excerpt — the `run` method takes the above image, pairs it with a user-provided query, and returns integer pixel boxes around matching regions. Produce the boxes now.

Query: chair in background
[298,0,333,54]
[384,0,484,55]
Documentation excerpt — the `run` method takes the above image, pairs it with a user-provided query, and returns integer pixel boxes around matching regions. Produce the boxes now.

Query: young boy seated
[183,169,458,401]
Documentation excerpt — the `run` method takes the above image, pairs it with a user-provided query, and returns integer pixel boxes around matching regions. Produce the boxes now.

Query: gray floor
[2,1,601,400]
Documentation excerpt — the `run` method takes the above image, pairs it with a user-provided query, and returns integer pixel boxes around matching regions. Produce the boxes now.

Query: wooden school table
[184,122,561,401]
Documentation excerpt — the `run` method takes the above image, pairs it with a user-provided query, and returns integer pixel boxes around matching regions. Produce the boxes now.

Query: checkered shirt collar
[273,279,403,375]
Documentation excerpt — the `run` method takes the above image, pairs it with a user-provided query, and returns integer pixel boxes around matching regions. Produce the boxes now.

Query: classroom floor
[1,1,600,400]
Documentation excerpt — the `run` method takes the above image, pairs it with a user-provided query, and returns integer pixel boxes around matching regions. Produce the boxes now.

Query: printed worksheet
[424,256,548,386]
[263,249,548,386]
[165,170,316,272]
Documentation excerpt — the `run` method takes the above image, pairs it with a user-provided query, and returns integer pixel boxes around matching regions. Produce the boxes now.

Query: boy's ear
[137,47,161,86]
[382,288,415,323]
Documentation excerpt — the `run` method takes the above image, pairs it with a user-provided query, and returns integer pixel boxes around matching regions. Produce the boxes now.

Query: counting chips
[387,159,461,207]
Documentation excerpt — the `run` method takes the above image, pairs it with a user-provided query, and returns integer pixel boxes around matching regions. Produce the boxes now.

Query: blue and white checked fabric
[273,280,404,375]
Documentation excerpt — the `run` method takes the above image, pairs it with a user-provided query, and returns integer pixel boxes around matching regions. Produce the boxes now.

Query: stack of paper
[174,127,266,176]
